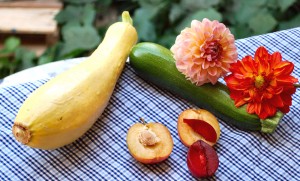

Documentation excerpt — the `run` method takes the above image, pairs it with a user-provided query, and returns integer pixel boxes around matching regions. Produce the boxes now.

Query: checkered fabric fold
[1,28,300,180]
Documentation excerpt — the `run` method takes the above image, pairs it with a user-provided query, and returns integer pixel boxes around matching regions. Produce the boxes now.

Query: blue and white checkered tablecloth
[1,28,300,181]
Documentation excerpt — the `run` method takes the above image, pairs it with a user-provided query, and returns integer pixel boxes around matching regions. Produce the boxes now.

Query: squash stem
[294,83,300,88]
[122,11,133,25]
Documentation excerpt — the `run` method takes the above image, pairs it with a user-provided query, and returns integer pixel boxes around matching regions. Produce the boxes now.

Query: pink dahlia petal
[171,18,238,86]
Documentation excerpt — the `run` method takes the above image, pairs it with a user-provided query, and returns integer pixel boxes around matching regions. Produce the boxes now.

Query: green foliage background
[1,0,300,78]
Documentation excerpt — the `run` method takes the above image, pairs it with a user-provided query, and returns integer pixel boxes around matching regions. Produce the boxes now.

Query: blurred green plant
[1,0,299,79]
[38,1,102,65]
[0,37,36,78]
[131,0,300,47]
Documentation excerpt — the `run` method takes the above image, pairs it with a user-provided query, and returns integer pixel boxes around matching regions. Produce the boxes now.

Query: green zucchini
[129,42,284,133]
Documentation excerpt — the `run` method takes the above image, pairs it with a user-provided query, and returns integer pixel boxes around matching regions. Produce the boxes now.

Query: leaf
[229,25,253,39]
[136,20,157,41]
[169,3,184,23]
[133,6,160,21]
[55,5,81,24]
[0,58,10,69]
[15,48,36,70]
[277,0,296,12]
[234,5,260,24]
[4,37,20,52]
[61,49,86,59]
[233,0,267,24]
[55,4,95,26]
[180,0,220,10]
[38,55,53,65]
[248,13,277,34]
[243,0,267,6]
[37,44,61,65]
[60,25,101,56]
[134,0,168,8]
[0,57,11,78]
[132,2,170,41]
[279,14,300,30]
[133,8,158,41]
[82,4,96,26]
[266,0,279,9]
[62,21,81,31]
[175,8,222,33]
[97,0,113,7]
[157,33,177,49]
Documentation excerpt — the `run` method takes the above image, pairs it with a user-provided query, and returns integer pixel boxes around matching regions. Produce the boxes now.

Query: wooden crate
[0,0,62,56]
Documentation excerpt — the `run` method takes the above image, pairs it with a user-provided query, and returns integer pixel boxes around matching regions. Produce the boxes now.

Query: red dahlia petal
[278,105,290,114]
[247,103,256,114]
[266,86,283,95]
[258,111,269,119]
[259,103,277,119]
[274,61,294,76]
[269,95,284,108]
[240,56,255,73]
[254,103,262,115]
[269,79,277,87]
[277,75,298,85]
[235,98,247,107]
[263,91,274,99]
[224,75,239,87]
[258,56,270,74]
[255,47,269,62]
[229,90,246,106]
[280,86,296,106]
[270,52,282,67]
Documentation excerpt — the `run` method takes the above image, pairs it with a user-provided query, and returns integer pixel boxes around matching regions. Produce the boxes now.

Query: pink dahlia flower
[171,18,238,86]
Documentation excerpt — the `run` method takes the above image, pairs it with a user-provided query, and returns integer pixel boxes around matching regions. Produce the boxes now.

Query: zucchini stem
[122,11,133,25]
[260,111,283,133]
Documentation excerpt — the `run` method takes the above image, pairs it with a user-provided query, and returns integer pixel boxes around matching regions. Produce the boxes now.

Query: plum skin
[187,140,219,178]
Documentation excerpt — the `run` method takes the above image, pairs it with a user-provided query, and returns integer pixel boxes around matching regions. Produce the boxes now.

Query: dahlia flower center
[255,75,265,88]
[201,40,223,62]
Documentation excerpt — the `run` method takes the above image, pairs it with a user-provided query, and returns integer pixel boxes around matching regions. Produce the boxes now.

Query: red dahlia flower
[224,46,298,119]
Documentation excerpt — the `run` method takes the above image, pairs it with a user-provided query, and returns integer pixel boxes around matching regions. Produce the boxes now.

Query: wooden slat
[0,0,62,9]
[0,1,62,56]
[0,7,60,34]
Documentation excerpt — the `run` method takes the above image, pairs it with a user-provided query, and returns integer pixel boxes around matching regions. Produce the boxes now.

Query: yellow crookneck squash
[12,11,138,150]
